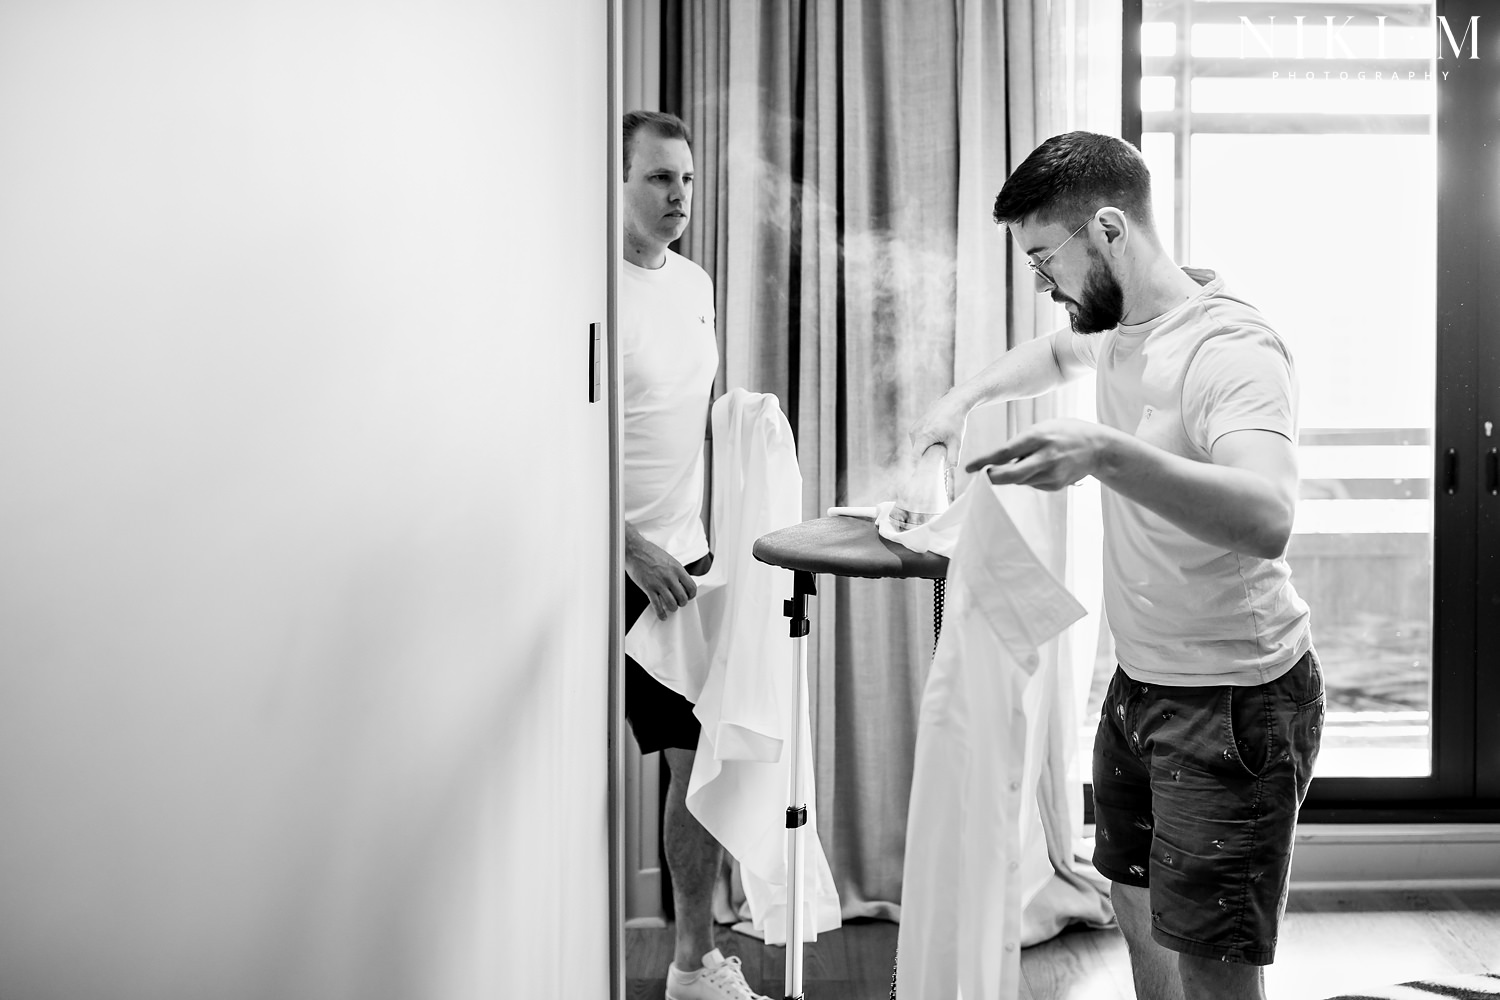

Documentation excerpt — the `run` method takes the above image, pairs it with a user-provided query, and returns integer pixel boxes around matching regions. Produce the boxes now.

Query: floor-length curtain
[659,0,1121,922]
[953,0,1122,795]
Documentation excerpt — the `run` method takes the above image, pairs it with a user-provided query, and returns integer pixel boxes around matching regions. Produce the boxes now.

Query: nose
[1033,269,1055,293]
[668,177,687,204]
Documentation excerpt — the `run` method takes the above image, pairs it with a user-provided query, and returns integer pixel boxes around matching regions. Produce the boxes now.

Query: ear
[1095,207,1129,256]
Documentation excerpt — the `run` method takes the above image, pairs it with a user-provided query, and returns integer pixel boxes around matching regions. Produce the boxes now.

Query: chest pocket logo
[1134,404,1159,439]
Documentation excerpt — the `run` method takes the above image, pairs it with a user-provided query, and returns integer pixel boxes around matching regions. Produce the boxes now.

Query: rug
[1324,973,1500,999]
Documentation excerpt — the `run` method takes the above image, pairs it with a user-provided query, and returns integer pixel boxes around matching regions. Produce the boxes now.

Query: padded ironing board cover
[752,515,949,580]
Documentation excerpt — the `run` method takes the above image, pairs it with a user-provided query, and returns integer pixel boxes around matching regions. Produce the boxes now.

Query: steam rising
[745,154,959,509]
[841,226,957,505]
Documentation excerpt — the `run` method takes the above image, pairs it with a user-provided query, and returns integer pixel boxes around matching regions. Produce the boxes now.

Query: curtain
[622,0,662,114]
[657,0,1121,925]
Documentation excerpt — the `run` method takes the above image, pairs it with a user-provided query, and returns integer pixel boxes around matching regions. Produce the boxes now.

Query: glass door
[1107,0,1499,809]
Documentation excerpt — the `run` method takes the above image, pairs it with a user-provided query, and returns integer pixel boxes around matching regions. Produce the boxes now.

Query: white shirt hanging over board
[890,481,1113,1000]
[626,388,841,944]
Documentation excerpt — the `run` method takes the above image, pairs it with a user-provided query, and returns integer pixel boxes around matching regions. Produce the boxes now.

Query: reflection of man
[619,110,770,1000]
[911,131,1322,1000]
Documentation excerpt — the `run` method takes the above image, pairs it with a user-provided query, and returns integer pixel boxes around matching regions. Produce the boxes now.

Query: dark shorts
[623,551,713,755]
[1091,648,1324,966]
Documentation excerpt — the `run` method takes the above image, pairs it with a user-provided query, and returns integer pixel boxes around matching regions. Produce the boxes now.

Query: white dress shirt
[626,388,841,944]
[891,481,1113,1000]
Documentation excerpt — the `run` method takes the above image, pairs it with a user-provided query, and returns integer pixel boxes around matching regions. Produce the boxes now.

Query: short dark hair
[992,132,1155,233]
[623,110,691,180]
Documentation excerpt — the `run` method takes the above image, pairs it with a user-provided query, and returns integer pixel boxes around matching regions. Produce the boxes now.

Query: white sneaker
[664,948,771,1000]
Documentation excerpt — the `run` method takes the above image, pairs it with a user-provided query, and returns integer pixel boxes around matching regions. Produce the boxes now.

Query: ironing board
[753,515,949,582]
[752,516,947,1000]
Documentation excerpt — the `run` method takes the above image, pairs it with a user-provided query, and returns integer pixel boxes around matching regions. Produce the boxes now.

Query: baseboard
[1291,878,1500,891]
[1290,823,1500,889]
[625,916,668,929]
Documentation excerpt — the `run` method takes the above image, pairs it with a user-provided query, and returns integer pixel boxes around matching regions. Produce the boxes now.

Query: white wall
[0,3,611,998]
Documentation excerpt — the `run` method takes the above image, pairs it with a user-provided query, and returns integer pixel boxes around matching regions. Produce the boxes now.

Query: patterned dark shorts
[1091,649,1324,965]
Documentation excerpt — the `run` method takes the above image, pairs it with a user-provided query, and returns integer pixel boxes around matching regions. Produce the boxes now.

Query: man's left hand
[964,417,1111,491]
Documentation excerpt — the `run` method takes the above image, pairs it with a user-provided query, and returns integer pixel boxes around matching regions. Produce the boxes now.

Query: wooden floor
[625,888,1500,1000]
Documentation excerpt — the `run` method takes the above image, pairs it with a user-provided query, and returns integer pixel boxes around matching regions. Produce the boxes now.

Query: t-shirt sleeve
[698,269,716,323]
[1181,326,1298,453]
[685,258,716,322]
[1053,325,1099,372]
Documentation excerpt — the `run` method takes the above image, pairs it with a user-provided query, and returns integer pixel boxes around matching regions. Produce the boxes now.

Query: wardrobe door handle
[1487,448,1498,496]
[1445,448,1459,495]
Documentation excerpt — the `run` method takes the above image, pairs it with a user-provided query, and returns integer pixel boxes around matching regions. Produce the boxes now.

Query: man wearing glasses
[910,131,1321,1000]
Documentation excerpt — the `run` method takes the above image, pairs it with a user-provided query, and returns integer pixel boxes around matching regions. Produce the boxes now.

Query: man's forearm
[624,521,649,561]
[953,333,1070,410]
[913,335,1073,456]
[1095,432,1295,560]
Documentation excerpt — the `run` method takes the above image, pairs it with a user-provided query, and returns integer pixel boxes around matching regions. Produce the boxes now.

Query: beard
[1056,247,1124,334]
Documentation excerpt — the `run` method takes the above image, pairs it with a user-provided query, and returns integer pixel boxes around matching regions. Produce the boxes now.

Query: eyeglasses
[1024,216,1092,285]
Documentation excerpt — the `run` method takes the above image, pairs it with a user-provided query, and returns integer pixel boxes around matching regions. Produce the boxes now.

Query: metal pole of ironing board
[752,517,949,1000]
[780,569,814,1000]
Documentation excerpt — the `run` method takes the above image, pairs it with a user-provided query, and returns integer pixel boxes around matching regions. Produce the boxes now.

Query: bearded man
[910,131,1323,1000]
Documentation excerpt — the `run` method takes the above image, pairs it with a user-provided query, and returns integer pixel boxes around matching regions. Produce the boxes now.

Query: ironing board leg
[782,569,815,1000]
[890,579,946,1000]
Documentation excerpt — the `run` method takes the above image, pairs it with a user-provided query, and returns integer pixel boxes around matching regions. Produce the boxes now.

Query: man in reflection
[910,131,1321,1000]
[619,110,770,1000]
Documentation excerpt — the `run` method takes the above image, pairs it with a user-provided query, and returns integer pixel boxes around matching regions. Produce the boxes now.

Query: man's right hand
[625,525,697,620]
[908,387,971,462]
[909,335,1076,465]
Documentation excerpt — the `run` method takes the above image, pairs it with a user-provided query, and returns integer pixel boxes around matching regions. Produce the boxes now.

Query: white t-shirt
[1062,270,1312,685]
[620,250,719,565]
